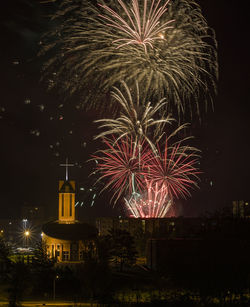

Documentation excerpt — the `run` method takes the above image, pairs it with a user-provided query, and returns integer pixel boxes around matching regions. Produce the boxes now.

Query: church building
[42,159,97,263]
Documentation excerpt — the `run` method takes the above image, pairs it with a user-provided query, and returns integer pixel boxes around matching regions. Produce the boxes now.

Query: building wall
[233,200,250,218]
[96,217,180,238]
[58,192,75,223]
[42,233,87,263]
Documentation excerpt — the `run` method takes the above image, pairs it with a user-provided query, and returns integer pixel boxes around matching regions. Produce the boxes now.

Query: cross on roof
[60,158,74,181]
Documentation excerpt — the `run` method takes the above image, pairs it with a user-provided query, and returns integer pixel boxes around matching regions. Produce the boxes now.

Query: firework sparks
[94,80,173,152]
[40,0,218,118]
[99,0,174,53]
[125,180,172,218]
[92,136,151,203]
[93,129,199,207]
[142,136,200,201]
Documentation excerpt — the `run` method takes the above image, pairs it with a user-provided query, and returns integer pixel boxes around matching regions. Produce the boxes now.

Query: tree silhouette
[31,240,55,297]
[76,237,112,301]
[105,228,137,271]
[0,235,10,278]
[8,261,31,307]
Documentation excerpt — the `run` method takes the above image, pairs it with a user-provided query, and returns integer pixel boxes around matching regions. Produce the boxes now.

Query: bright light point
[41,232,44,237]
[25,231,30,236]
[159,33,164,39]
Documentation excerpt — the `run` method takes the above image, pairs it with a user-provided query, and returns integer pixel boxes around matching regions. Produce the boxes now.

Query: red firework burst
[142,137,200,200]
[92,136,151,203]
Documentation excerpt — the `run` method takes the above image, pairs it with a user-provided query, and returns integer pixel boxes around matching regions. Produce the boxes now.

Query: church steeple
[58,159,76,223]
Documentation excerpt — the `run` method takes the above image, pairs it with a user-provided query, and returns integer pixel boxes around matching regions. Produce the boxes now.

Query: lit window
[62,251,69,261]
[56,245,60,257]
[142,220,146,233]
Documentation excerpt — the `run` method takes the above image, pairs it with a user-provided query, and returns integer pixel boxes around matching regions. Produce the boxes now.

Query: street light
[24,230,30,248]
[53,275,59,300]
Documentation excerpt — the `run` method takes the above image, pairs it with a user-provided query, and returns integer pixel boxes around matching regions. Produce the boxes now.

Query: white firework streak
[41,0,218,117]
[124,180,172,218]
[99,0,174,52]
[95,80,173,154]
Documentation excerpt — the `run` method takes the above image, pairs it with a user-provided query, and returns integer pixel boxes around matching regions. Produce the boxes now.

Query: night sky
[0,0,249,218]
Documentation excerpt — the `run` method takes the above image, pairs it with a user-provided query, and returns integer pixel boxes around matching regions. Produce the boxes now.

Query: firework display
[98,0,174,53]
[41,0,217,117]
[39,0,217,217]
[124,180,172,218]
[92,136,151,203]
[142,137,200,201]
[93,134,199,217]
[95,81,173,152]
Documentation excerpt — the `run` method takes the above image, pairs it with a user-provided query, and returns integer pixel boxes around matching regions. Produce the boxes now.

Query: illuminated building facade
[232,200,250,218]
[42,178,97,263]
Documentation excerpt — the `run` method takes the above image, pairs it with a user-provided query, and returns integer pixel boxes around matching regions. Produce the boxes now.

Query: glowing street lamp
[24,230,30,248]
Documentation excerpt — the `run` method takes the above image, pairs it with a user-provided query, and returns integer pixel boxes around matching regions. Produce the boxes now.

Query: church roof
[59,181,75,193]
[42,221,98,241]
